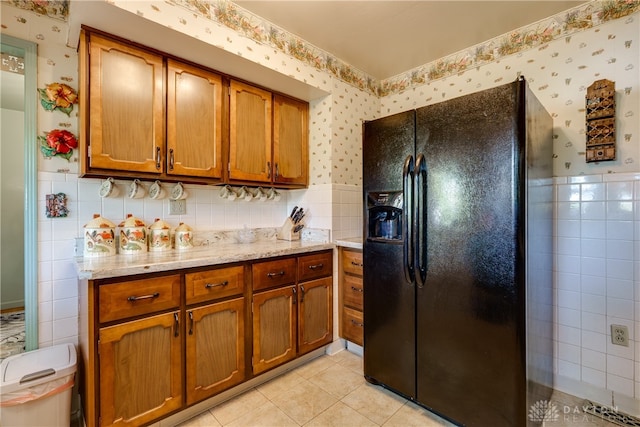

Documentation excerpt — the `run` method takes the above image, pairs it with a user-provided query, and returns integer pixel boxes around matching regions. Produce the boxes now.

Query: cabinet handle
[169,148,175,170]
[155,146,161,170]
[127,292,160,302]
[300,285,305,303]
[350,286,363,293]
[292,286,297,304]
[275,163,280,178]
[205,280,228,289]
[267,161,271,179]
[174,312,180,337]
[308,263,324,270]
[351,319,364,328]
[351,261,363,267]
[188,311,194,335]
[266,271,285,278]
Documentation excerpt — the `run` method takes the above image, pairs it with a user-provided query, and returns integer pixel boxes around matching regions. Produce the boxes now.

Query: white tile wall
[554,173,639,414]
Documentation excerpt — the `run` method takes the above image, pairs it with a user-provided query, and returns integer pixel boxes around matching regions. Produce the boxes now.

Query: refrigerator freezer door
[415,81,526,426]
[363,110,417,399]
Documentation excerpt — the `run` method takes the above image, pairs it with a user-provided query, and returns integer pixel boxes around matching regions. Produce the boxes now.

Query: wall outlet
[169,199,187,215]
[610,324,629,347]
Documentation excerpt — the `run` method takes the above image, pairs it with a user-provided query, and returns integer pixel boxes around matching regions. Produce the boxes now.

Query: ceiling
[234,1,587,80]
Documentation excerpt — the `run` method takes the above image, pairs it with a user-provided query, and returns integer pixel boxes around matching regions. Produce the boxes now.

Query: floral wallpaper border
[3,0,639,97]
[171,0,640,97]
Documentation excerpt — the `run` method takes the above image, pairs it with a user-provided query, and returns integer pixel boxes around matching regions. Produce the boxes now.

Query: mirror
[0,34,38,354]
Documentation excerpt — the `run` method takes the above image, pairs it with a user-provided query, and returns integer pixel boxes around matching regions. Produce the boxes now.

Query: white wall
[0,106,25,310]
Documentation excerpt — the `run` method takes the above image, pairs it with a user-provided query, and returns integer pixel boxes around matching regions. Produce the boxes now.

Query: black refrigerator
[362,77,554,426]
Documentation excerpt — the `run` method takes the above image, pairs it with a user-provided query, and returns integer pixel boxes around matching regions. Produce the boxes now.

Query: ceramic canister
[119,214,147,254]
[83,214,116,257]
[148,218,172,252]
[174,222,194,251]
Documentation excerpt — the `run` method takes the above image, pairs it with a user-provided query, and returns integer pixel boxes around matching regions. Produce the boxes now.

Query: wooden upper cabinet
[84,31,165,174]
[273,94,309,186]
[167,59,223,179]
[229,80,273,183]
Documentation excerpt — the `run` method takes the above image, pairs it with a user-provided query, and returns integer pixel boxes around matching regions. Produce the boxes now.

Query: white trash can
[0,343,77,427]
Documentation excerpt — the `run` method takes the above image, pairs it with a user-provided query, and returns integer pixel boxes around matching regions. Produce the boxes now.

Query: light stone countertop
[75,239,334,280]
[334,237,363,250]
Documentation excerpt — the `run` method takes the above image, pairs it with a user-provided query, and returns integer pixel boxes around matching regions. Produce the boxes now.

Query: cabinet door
[273,94,308,186]
[298,277,333,355]
[186,298,245,405]
[252,286,296,374]
[99,311,182,427]
[167,59,223,179]
[229,80,272,183]
[86,33,164,174]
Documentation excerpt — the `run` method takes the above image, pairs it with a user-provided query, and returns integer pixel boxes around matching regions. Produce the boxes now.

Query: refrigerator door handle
[402,154,415,284]
[414,153,428,288]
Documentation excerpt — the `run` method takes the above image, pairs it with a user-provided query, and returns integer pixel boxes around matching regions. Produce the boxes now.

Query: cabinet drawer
[343,274,363,310]
[341,249,363,276]
[342,306,363,346]
[252,257,297,291]
[186,265,245,305]
[99,275,181,323]
[298,251,333,282]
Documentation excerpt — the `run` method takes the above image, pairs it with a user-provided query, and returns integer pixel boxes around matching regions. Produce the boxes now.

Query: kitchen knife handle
[402,154,415,284]
[414,153,428,288]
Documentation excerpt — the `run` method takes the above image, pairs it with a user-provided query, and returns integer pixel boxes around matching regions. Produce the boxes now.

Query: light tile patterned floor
[177,350,621,427]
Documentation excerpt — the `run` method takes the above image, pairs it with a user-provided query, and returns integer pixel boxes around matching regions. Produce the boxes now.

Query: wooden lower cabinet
[98,312,183,427]
[79,250,332,427]
[338,247,364,346]
[298,277,332,355]
[186,297,246,405]
[252,285,297,374]
[252,251,333,375]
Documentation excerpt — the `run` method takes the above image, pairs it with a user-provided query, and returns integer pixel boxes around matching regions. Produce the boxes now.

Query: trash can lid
[0,343,76,391]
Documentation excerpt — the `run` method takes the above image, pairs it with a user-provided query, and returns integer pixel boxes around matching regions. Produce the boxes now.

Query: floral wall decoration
[38,82,77,115]
[45,192,68,218]
[39,128,77,160]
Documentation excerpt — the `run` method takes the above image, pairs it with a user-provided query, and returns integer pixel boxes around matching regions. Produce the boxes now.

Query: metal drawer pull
[174,312,180,337]
[188,311,194,335]
[350,286,363,293]
[351,261,363,267]
[308,263,324,270]
[205,280,229,289]
[292,286,297,304]
[267,271,285,278]
[127,292,160,302]
[300,285,305,302]
[351,319,364,327]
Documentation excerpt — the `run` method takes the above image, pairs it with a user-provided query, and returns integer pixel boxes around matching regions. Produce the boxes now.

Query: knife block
[277,218,301,241]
